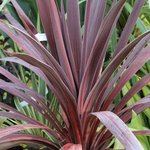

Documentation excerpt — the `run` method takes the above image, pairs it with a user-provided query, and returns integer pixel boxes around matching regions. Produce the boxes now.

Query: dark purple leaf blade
[87,0,125,86]
[8,24,77,95]
[0,82,53,120]
[114,0,145,56]
[1,55,75,124]
[102,44,150,111]
[0,134,59,150]
[37,0,75,91]
[119,96,150,122]
[61,1,78,87]
[0,102,61,139]
[134,130,150,136]
[81,0,106,75]
[0,66,26,88]
[92,111,143,150]
[0,57,52,89]
[0,110,60,140]
[82,31,150,119]
[9,54,77,106]
[0,56,78,128]
[78,0,126,114]
[11,0,37,35]
[96,96,150,148]
[0,102,43,125]
[78,32,150,148]
[36,0,59,61]
[7,54,82,143]
[0,17,77,96]
[115,74,150,113]
[0,20,43,60]
[102,33,150,104]
[0,80,65,137]
[0,124,49,139]
[67,0,82,81]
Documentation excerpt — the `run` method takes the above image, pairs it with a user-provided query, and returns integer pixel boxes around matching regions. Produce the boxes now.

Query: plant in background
[1,0,150,149]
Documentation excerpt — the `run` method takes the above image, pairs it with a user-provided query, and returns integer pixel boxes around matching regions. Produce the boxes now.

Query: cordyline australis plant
[0,0,150,149]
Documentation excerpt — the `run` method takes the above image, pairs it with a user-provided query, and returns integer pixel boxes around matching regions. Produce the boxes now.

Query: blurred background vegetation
[0,0,150,149]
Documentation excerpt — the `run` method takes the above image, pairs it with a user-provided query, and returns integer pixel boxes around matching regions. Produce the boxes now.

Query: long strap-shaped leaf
[95,33,150,112]
[0,124,49,139]
[0,105,60,140]
[5,54,81,143]
[0,134,59,150]
[81,32,150,143]
[102,44,150,111]
[37,0,75,93]
[83,31,150,116]
[92,111,143,150]
[99,97,150,149]
[0,81,66,138]
[102,33,150,104]
[4,12,26,32]
[114,0,145,56]
[81,0,106,77]
[0,20,43,60]
[0,20,76,96]
[66,0,82,81]
[115,74,150,113]
[119,96,150,122]
[1,61,78,134]
[80,0,91,78]
[0,82,60,125]
[12,25,77,96]
[0,56,76,117]
[36,0,59,61]
[78,0,126,113]
[61,1,78,87]
[11,0,37,35]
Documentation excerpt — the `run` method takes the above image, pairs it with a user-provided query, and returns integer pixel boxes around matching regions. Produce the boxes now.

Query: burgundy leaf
[7,24,76,94]
[82,32,150,119]
[102,33,150,105]
[134,130,150,136]
[0,80,65,137]
[0,20,43,60]
[36,0,59,61]
[81,0,106,75]
[0,134,59,150]
[92,111,143,150]
[114,0,145,56]
[5,54,81,143]
[4,12,26,32]
[61,1,78,87]
[11,0,37,35]
[78,0,126,114]
[102,45,150,111]
[37,0,75,91]
[67,0,82,81]
[0,110,60,140]
[119,95,150,123]
[0,124,49,139]
[115,74,150,113]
